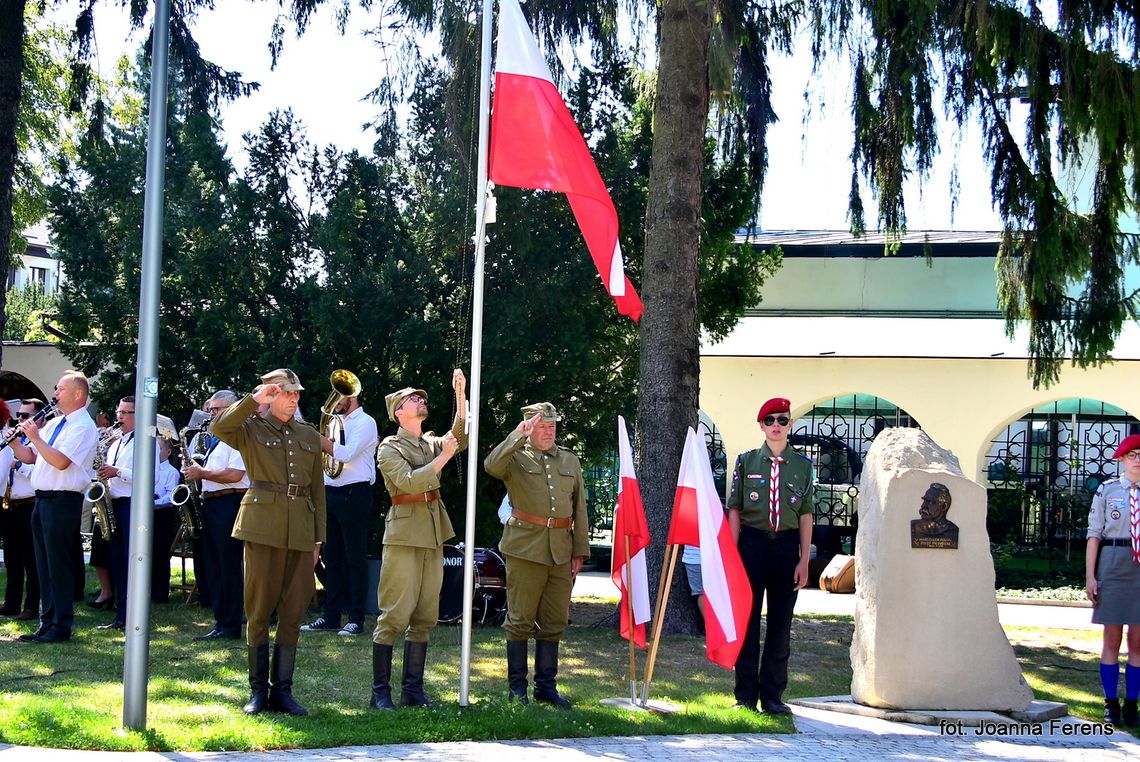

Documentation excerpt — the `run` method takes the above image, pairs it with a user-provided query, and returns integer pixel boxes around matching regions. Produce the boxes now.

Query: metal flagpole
[123,0,171,730]
[458,0,495,707]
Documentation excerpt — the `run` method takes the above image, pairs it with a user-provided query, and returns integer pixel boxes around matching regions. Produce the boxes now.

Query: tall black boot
[370,643,396,710]
[242,644,270,715]
[506,639,529,704]
[533,639,570,708]
[400,640,432,707]
[268,644,309,716]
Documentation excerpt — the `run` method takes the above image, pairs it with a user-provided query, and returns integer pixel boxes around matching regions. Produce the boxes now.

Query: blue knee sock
[1126,664,1140,701]
[1102,662,1120,699]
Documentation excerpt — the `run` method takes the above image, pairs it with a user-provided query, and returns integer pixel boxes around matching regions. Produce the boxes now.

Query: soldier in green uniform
[211,368,326,717]
[369,369,467,710]
[726,397,814,715]
[484,402,589,707]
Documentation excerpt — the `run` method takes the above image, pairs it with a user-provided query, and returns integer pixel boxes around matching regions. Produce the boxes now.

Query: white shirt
[29,408,98,493]
[2,446,35,501]
[105,431,161,500]
[324,406,379,487]
[155,460,180,507]
[201,439,249,493]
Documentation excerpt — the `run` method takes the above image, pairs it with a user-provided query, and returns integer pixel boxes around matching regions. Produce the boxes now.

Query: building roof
[736,229,1003,258]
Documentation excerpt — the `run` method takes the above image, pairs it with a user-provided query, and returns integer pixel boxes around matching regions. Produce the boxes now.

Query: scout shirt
[727,443,815,532]
[1088,475,1138,540]
[211,395,326,551]
[376,412,467,549]
[485,430,590,566]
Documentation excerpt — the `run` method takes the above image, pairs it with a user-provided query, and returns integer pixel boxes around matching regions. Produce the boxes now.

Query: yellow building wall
[2,343,77,400]
[700,356,1140,482]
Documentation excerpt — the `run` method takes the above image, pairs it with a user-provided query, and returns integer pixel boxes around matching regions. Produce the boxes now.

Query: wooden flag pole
[624,535,638,702]
[640,542,680,705]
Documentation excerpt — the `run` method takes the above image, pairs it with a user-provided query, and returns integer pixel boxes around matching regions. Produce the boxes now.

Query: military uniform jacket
[485,431,590,566]
[211,395,326,551]
[727,443,815,532]
[377,413,467,549]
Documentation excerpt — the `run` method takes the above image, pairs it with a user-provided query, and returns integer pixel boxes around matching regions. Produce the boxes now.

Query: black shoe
[85,597,113,610]
[1105,698,1123,725]
[97,619,125,631]
[0,604,20,616]
[732,702,758,712]
[761,699,792,715]
[1120,698,1138,727]
[36,627,72,643]
[194,628,222,640]
[19,624,51,642]
[299,617,339,632]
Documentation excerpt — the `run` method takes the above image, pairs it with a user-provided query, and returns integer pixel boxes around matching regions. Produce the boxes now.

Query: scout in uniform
[484,402,590,707]
[370,369,467,710]
[211,368,326,716]
[1086,433,1140,727]
[726,397,814,714]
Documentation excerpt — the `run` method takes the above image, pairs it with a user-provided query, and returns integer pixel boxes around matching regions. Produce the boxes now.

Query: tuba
[320,369,361,478]
[85,423,121,542]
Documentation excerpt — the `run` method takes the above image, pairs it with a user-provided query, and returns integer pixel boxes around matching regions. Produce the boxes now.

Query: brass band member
[184,390,249,640]
[485,403,589,707]
[0,400,44,620]
[11,371,99,644]
[369,369,466,711]
[212,369,325,716]
[150,437,182,603]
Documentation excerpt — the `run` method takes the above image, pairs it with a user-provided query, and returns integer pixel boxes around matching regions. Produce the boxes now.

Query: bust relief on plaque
[910,482,959,549]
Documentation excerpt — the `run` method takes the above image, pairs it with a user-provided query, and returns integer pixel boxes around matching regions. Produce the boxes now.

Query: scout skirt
[1093,544,1140,624]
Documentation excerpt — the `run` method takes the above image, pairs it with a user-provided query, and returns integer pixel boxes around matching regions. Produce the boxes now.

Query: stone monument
[850,427,1033,711]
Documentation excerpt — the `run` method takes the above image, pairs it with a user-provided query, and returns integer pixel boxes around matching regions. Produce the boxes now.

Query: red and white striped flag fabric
[489,0,643,322]
[666,427,753,669]
[611,416,651,647]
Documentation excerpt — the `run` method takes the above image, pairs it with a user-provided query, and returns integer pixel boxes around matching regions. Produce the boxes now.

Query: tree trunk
[0,0,27,364]
[636,0,710,637]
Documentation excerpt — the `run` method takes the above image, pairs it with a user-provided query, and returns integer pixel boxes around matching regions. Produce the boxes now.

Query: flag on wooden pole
[612,416,651,647]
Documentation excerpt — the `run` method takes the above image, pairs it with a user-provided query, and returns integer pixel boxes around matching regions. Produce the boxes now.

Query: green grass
[0,569,1117,751]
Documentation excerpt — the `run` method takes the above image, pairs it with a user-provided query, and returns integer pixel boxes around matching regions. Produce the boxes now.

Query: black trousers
[322,481,372,625]
[734,525,801,706]
[3,499,39,612]
[201,493,244,635]
[31,490,83,631]
[150,506,180,603]
[110,497,132,621]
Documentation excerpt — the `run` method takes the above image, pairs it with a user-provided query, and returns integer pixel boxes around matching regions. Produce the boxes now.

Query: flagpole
[623,535,638,702]
[640,542,680,705]
[458,0,495,708]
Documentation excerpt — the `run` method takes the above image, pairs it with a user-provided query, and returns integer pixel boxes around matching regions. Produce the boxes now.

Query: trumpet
[0,399,61,452]
[320,369,361,478]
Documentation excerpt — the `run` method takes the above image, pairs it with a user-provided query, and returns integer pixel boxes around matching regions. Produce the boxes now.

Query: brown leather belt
[203,488,248,500]
[7,497,34,509]
[391,489,441,506]
[249,480,310,498]
[511,508,572,529]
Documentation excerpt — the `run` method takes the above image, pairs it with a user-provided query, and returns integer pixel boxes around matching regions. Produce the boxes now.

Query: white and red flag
[489,0,643,322]
[667,427,753,669]
[611,416,651,648]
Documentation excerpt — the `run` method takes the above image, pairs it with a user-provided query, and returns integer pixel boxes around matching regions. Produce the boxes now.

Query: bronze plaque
[911,482,959,549]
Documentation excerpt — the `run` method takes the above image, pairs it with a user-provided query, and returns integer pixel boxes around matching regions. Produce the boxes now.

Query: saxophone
[173,424,208,539]
[85,424,121,542]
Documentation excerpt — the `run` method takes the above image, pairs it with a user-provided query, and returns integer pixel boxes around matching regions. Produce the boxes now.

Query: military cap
[260,368,305,392]
[1113,434,1140,460]
[521,402,562,422]
[386,387,428,422]
[757,397,791,422]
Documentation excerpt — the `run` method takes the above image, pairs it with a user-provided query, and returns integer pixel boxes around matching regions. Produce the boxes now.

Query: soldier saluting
[369,369,467,710]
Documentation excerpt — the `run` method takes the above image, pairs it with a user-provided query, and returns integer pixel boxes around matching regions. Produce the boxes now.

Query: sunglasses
[15,412,32,420]
[763,415,790,427]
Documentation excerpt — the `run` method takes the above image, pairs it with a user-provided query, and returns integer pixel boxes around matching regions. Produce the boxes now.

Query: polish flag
[667,427,753,669]
[489,0,643,322]
[611,416,651,648]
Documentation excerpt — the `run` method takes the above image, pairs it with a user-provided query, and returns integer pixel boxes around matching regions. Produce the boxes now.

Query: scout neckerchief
[769,455,785,530]
[1130,481,1140,564]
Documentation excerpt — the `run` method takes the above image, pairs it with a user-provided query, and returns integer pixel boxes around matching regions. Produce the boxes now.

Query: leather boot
[506,639,529,704]
[1123,699,1140,727]
[400,640,431,707]
[533,639,570,708]
[370,642,396,710]
[268,644,309,716]
[1105,697,1122,725]
[242,644,270,715]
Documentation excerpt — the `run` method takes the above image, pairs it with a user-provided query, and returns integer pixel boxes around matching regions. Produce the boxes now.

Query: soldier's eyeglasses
[1124,451,1140,461]
[763,415,790,426]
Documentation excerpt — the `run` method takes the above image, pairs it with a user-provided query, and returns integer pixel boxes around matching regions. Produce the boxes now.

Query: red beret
[1113,434,1140,460]
[757,397,791,422]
